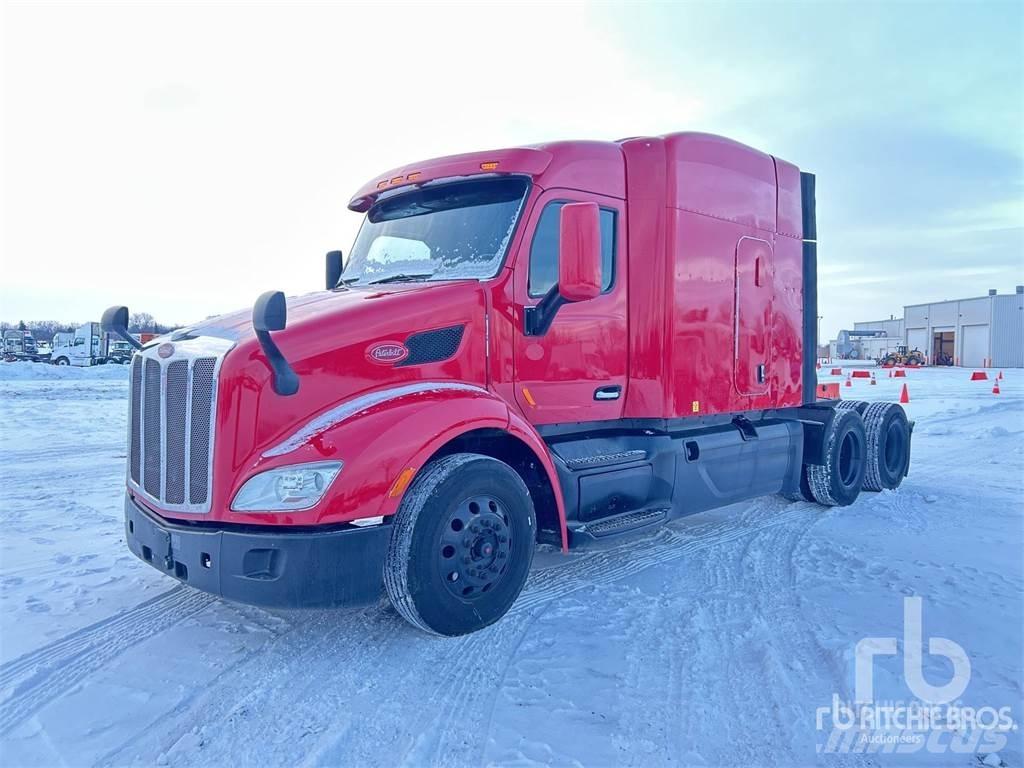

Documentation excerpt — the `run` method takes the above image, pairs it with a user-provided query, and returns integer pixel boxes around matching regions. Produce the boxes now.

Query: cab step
[568,507,669,545]
[564,449,647,471]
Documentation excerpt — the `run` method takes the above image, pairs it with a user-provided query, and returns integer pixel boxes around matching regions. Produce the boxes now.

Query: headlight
[231,461,343,512]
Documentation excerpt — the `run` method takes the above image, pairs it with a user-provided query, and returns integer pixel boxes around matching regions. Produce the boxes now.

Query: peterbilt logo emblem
[366,341,409,364]
[157,343,175,359]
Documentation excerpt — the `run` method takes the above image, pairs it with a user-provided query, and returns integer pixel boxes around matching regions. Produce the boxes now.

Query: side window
[528,202,616,297]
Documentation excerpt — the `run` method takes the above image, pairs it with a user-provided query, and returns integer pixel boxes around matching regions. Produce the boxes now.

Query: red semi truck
[104,132,912,635]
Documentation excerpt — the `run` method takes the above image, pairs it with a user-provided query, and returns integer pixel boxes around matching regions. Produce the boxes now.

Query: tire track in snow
[229,503,814,767]
[4,500,813,760]
[0,587,215,735]
[101,601,418,768]
[0,586,209,691]
[400,500,815,767]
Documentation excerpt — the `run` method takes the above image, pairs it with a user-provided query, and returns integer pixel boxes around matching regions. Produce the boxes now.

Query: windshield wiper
[366,272,434,285]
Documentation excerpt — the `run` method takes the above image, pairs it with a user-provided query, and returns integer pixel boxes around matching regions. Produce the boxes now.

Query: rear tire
[834,399,866,414]
[55,357,70,366]
[384,453,536,636]
[807,409,867,506]
[861,402,910,491]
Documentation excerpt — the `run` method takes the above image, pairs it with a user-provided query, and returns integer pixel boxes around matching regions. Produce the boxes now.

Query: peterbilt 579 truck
[104,132,912,636]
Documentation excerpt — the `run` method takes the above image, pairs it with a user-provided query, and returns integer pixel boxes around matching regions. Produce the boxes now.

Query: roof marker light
[376,180,389,190]
[390,176,404,185]
[480,161,499,171]
[406,172,421,181]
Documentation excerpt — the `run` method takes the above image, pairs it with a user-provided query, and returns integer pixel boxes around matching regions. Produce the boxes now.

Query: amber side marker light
[480,161,499,171]
[376,180,389,190]
[389,467,417,498]
[521,387,537,406]
[406,172,422,181]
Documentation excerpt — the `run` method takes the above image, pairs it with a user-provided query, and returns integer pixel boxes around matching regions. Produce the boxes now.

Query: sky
[1,1,1022,341]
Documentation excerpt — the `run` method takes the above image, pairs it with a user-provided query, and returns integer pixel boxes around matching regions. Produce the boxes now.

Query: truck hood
[184,280,479,343]
[198,279,491,478]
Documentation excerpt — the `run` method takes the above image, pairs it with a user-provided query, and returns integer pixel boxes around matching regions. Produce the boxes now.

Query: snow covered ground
[0,362,1021,767]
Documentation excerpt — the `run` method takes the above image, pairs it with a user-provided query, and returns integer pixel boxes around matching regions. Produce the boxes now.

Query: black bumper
[124,495,390,608]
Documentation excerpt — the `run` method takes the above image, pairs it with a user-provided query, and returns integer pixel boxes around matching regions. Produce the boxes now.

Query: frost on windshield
[361,237,433,279]
[341,177,529,285]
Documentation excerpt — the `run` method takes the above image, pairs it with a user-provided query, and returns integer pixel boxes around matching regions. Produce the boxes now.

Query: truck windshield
[340,177,530,286]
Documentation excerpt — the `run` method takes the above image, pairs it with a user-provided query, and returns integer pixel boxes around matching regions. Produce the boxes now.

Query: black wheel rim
[838,431,864,487]
[438,495,512,600]
[883,420,906,475]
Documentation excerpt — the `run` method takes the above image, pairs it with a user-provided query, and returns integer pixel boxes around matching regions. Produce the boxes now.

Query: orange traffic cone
[999,371,1004,380]
[870,373,877,386]
[993,381,1000,395]
[899,382,910,404]
[844,375,852,388]
[888,369,893,378]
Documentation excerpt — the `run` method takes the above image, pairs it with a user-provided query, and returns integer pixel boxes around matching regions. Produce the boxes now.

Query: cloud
[1,0,1021,342]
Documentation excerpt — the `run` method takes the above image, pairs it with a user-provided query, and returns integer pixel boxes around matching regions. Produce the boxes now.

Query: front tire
[807,409,867,506]
[384,453,536,636]
[54,357,70,366]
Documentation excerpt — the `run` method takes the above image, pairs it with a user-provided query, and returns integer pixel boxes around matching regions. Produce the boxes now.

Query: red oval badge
[157,343,175,359]
[366,341,409,365]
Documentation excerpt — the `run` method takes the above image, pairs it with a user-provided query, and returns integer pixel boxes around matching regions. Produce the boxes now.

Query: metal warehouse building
[904,286,1024,368]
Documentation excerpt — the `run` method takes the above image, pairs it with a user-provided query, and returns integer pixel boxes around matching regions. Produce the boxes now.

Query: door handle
[594,385,622,401]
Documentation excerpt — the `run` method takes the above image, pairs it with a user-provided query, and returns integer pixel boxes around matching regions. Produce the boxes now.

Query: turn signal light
[389,467,417,498]
[480,161,499,171]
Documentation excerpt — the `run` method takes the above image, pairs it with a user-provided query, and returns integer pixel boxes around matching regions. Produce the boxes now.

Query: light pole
[817,315,823,360]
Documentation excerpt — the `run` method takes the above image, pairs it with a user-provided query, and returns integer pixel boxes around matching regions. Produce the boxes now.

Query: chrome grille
[129,358,142,483]
[164,360,189,504]
[189,359,216,505]
[143,359,162,497]
[126,337,231,513]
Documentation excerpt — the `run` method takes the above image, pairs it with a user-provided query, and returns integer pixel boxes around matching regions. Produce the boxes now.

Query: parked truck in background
[106,131,913,636]
[2,329,42,362]
[50,323,102,366]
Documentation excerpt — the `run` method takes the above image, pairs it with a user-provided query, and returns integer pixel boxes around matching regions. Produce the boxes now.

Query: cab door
[513,189,628,425]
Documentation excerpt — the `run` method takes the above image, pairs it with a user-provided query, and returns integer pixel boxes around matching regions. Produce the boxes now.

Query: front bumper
[124,494,390,607]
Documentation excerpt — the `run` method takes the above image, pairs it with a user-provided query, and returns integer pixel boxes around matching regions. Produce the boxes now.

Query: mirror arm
[255,329,299,396]
[524,284,567,337]
[252,290,299,396]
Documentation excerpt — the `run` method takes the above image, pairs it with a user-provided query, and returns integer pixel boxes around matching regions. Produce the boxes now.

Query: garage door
[961,324,990,368]
[907,329,928,359]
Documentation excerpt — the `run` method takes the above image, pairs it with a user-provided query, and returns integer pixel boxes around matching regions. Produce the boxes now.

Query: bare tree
[25,320,76,339]
[129,312,156,332]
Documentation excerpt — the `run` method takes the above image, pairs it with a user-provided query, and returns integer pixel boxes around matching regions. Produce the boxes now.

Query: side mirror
[252,291,298,395]
[326,250,344,290]
[557,202,602,302]
[100,305,143,350]
[524,202,603,336]
[252,290,288,332]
